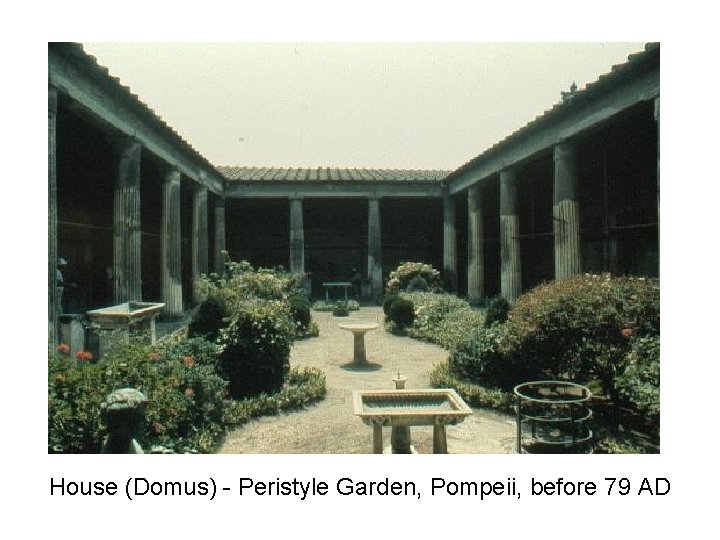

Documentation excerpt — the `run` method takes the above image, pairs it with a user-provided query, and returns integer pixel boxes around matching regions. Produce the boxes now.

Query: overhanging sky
[83,42,646,170]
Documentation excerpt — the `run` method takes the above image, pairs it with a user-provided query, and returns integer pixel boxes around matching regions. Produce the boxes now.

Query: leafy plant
[218,300,295,399]
[388,298,415,329]
[484,297,510,328]
[385,262,443,294]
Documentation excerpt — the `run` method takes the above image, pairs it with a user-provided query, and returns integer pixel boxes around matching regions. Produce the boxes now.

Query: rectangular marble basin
[87,302,165,327]
[353,389,472,454]
[353,388,472,426]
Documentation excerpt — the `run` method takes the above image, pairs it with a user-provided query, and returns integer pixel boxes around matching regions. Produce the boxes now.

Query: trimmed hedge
[218,300,295,399]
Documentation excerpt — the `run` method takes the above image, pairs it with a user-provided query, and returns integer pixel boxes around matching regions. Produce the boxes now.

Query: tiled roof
[51,43,222,183]
[444,42,660,183]
[218,166,450,182]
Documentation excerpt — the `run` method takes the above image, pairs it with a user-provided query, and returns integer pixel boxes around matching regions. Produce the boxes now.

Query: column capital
[554,140,576,161]
[48,86,57,113]
[163,167,181,185]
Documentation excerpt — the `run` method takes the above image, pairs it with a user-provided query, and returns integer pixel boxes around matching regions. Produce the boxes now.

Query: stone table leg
[391,424,412,454]
[433,422,448,454]
[149,316,158,345]
[372,424,383,454]
[353,332,367,363]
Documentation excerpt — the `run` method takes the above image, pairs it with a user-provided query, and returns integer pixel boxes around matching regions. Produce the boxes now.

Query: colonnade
[48,83,227,342]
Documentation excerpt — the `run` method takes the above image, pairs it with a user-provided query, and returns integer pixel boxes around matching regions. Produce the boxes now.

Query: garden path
[218,307,516,454]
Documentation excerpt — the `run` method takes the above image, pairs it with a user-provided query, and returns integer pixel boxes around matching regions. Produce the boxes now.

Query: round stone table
[338,323,379,364]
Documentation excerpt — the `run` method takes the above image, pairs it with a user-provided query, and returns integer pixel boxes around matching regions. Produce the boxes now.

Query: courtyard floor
[218,306,516,454]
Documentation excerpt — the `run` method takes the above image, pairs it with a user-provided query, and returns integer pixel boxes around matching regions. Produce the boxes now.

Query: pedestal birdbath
[353,389,472,454]
[338,322,378,364]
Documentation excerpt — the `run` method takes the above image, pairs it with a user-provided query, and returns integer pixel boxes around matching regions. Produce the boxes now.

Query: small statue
[100,388,148,454]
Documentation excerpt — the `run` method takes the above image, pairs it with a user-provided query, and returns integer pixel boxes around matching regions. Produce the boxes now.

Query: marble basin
[87,302,165,327]
[353,389,472,453]
[87,302,165,352]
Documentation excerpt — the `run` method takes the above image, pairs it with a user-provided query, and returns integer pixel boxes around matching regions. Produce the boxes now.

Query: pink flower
[621,328,634,338]
[57,343,70,355]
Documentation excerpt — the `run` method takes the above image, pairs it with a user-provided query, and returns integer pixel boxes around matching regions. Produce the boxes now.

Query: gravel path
[218,307,516,454]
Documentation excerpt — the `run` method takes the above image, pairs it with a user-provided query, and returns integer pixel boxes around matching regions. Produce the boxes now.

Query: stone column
[49,86,58,347]
[654,97,660,221]
[553,142,582,280]
[443,194,457,292]
[113,138,142,303]
[192,184,209,303]
[289,197,305,274]
[161,169,183,317]
[467,184,484,304]
[214,197,227,274]
[367,197,383,298]
[500,168,522,302]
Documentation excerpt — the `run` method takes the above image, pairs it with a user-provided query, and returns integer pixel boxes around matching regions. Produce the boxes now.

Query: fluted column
[367,197,382,297]
[113,138,142,303]
[500,168,521,302]
[161,169,183,317]
[289,197,305,274]
[192,184,209,303]
[443,194,457,292]
[49,86,58,347]
[467,184,484,304]
[214,197,227,274]
[553,142,581,280]
[654,97,660,222]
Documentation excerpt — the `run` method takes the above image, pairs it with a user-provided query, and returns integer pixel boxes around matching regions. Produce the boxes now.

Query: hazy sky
[83,42,646,170]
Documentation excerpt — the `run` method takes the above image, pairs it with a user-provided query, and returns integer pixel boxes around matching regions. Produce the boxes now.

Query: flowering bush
[385,262,443,294]
[48,338,227,453]
[196,259,304,307]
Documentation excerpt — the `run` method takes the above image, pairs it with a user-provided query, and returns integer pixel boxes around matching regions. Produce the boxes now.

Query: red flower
[151,421,165,434]
[185,387,195,399]
[184,356,195,368]
[621,328,634,338]
[76,351,93,361]
[148,352,160,361]
[57,343,70,355]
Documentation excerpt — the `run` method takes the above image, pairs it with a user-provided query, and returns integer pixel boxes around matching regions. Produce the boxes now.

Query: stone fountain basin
[87,301,165,328]
[353,389,472,426]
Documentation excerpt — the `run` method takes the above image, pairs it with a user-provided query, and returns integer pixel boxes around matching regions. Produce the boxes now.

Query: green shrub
[195,259,305,305]
[218,300,295,399]
[223,367,326,424]
[188,297,228,341]
[402,292,484,349]
[382,294,399,317]
[448,323,525,385]
[504,274,660,400]
[49,338,228,454]
[406,275,429,292]
[484,297,510,328]
[347,300,360,311]
[429,363,515,413]
[616,335,660,418]
[289,293,312,333]
[389,298,415,329]
[332,301,350,317]
[385,262,443,294]
[312,300,334,312]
